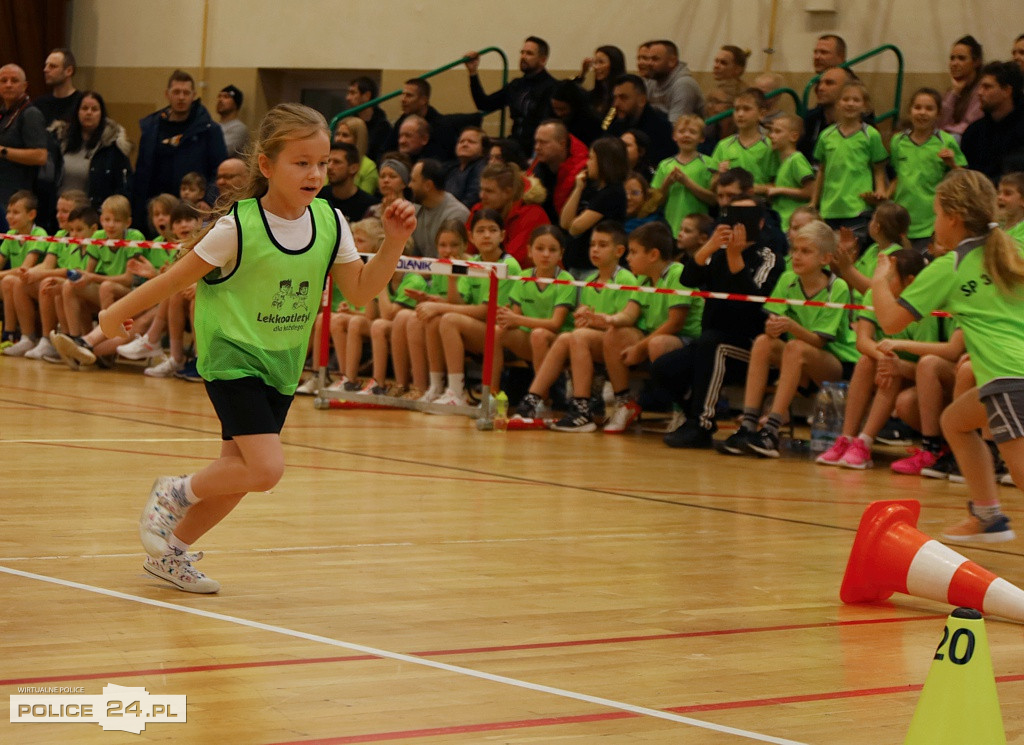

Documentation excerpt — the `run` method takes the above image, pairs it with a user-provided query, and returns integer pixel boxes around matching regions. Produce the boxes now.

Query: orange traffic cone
[841,500,1024,622]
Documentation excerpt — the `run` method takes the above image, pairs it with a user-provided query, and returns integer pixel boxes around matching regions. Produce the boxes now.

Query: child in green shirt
[997,172,1024,248]
[831,201,912,302]
[759,114,814,231]
[710,88,776,186]
[650,114,715,236]
[0,190,49,352]
[720,220,859,458]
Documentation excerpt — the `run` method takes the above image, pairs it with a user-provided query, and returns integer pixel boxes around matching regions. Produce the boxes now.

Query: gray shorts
[980,379,1024,443]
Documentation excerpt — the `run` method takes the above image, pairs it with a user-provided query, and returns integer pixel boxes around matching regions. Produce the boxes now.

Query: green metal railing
[802,43,905,125]
[328,46,509,136]
[705,87,804,126]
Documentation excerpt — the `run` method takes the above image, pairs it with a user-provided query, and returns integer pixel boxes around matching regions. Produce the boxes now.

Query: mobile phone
[720,205,762,242]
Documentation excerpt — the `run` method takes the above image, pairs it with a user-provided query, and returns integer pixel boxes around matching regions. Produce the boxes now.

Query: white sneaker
[604,400,641,434]
[429,388,469,413]
[295,377,320,395]
[139,476,192,558]
[144,551,219,593]
[117,334,162,360]
[51,332,96,366]
[3,336,37,356]
[144,356,185,377]
[418,387,443,403]
[23,336,56,360]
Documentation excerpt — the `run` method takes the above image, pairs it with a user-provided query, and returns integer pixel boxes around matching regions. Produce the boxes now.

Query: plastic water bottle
[830,382,848,443]
[809,384,836,453]
[493,390,508,431]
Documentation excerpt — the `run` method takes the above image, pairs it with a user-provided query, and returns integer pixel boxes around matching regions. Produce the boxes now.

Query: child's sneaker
[51,332,96,367]
[144,550,220,593]
[921,451,959,480]
[875,417,918,446]
[3,335,37,357]
[746,427,780,458]
[357,380,387,396]
[515,392,546,419]
[295,377,320,395]
[549,399,597,432]
[116,334,161,360]
[720,428,755,455]
[139,476,192,558]
[24,336,57,360]
[430,388,469,411]
[400,386,425,401]
[940,502,1016,544]
[144,356,184,377]
[890,447,941,475]
[816,435,851,465]
[838,438,872,469]
[174,359,203,382]
[418,387,442,403]
[604,400,641,433]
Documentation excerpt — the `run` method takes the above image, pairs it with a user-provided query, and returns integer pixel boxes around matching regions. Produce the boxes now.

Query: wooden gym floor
[2,358,1023,744]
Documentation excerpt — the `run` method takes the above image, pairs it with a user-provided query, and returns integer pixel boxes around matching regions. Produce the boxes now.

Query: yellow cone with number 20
[904,607,1005,744]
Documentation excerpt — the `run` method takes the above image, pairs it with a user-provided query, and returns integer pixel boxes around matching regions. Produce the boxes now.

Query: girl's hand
[98,309,132,339]
[588,313,612,330]
[876,338,901,355]
[872,252,893,284]
[574,169,588,188]
[574,305,594,327]
[833,227,858,270]
[938,148,956,168]
[416,301,443,321]
[382,199,417,242]
[127,256,157,279]
[495,306,518,329]
[579,56,593,77]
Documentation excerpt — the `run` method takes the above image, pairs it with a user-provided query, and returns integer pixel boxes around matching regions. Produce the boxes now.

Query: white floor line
[0,533,670,563]
[0,564,809,745]
[1,437,218,444]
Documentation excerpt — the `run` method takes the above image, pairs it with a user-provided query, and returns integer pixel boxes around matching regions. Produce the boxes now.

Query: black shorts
[981,381,1024,444]
[204,377,294,440]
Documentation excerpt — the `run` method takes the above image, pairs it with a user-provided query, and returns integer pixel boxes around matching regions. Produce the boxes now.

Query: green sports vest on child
[580,267,638,315]
[195,198,341,395]
[651,154,713,236]
[766,270,860,363]
[771,151,815,231]
[857,289,941,361]
[635,262,703,337]
[509,269,576,332]
[889,129,966,239]
[898,235,1024,391]
[0,225,48,268]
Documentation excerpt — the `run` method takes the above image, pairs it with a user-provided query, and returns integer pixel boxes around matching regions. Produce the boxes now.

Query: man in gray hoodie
[645,40,704,123]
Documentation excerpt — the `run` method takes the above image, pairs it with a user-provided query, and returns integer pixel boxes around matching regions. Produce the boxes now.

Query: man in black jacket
[652,168,786,448]
[961,61,1024,182]
[464,37,556,153]
[605,74,675,163]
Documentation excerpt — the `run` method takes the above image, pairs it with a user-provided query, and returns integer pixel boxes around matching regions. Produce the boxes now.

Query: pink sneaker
[891,447,939,475]
[816,435,851,465]
[839,437,873,469]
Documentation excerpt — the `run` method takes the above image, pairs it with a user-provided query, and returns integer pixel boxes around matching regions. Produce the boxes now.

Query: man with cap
[216,84,248,157]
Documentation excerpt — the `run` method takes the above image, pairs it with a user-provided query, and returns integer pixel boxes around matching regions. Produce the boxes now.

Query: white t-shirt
[193,207,359,275]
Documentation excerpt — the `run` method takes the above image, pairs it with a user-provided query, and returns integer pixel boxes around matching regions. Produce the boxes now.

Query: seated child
[831,200,911,302]
[0,191,49,352]
[179,171,211,212]
[816,248,942,468]
[517,221,637,423]
[356,266,428,395]
[396,219,468,399]
[999,172,1024,248]
[417,208,522,408]
[597,221,703,433]
[719,219,859,457]
[493,225,575,392]
[623,171,663,233]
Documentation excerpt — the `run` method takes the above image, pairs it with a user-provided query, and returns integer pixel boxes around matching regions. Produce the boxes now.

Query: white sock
[448,373,465,395]
[974,502,1002,520]
[181,474,200,504]
[429,372,444,392]
[167,534,190,555]
[858,433,874,447]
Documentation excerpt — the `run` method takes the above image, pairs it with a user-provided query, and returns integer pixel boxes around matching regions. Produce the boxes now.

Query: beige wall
[66,0,1023,153]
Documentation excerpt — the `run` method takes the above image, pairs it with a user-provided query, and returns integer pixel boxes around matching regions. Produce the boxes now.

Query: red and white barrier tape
[0,233,945,315]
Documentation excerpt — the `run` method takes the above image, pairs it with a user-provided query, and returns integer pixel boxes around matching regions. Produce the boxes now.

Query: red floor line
[263,674,1024,745]
[0,612,943,687]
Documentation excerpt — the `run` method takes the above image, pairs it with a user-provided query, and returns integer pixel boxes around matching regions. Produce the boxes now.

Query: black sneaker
[921,451,959,479]
[875,417,918,446]
[718,428,755,455]
[746,428,781,458]
[664,422,715,449]
[549,399,596,433]
[516,392,544,419]
[174,358,203,382]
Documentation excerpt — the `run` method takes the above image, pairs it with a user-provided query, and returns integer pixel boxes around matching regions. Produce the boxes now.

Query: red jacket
[466,199,550,267]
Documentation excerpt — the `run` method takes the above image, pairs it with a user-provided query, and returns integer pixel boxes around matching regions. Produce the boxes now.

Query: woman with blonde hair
[334,116,378,195]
